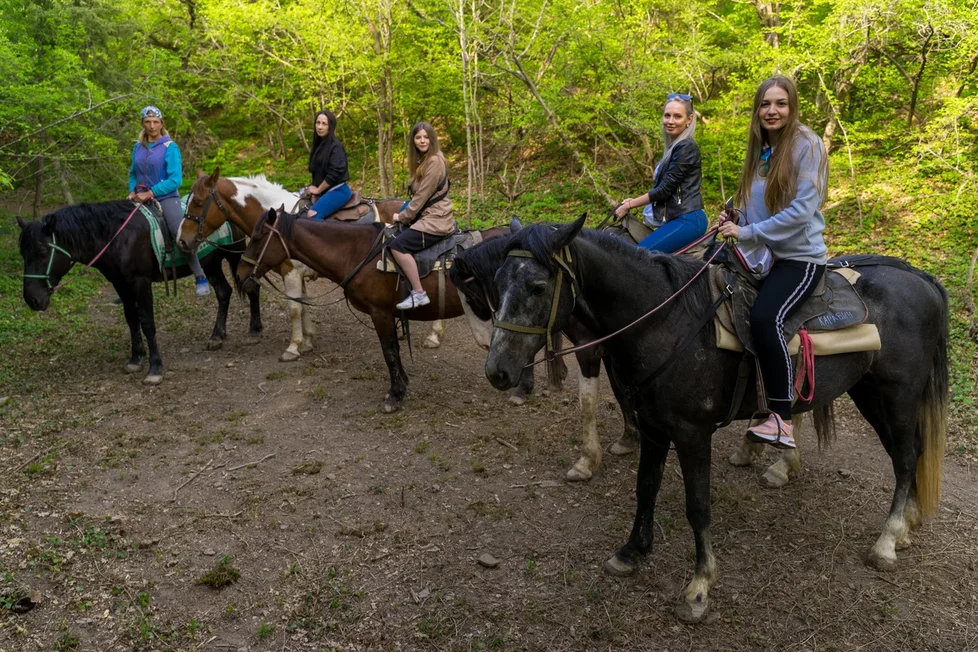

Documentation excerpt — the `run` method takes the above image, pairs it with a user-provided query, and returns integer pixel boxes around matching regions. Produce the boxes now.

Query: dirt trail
[2,278,977,651]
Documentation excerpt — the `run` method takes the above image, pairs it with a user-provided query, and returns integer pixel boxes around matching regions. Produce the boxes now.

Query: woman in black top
[305,110,351,219]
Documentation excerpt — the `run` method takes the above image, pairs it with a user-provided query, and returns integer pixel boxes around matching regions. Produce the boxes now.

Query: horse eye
[530,283,547,296]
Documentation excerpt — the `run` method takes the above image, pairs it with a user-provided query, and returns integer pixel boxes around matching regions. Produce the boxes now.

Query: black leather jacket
[647,139,703,223]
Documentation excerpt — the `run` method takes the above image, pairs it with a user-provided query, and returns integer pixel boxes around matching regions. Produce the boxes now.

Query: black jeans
[750,259,825,420]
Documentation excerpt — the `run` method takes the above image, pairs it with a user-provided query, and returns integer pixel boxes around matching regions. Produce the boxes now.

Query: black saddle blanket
[712,261,869,356]
[379,228,484,279]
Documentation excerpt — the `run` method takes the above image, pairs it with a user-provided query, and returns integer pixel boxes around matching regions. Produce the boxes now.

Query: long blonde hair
[735,76,828,214]
[138,121,170,148]
[655,97,696,181]
[407,122,443,182]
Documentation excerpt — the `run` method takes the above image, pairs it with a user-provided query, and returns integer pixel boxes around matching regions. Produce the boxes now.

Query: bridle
[240,221,291,284]
[183,186,232,240]
[491,246,577,355]
[23,233,74,290]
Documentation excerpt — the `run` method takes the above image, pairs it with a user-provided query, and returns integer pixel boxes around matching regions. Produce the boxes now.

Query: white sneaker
[195,277,211,297]
[396,290,430,310]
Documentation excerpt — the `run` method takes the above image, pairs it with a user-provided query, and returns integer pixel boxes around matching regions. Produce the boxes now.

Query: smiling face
[759,85,791,134]
[413,128,430,154]
[663,100,691,137]
[142,117,163,141]
[315,114,330,138]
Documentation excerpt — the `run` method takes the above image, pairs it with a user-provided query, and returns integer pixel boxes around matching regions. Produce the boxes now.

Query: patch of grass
[257,622,275,640]
[414,439,431,454]
[266,371,288,381]
[198,555,241,589]
[292,460,324,475]
[471,459,486,474]
[246,434,265,445]
[309,386,329,400]
[225,410,248,422]
[53,630,80,650]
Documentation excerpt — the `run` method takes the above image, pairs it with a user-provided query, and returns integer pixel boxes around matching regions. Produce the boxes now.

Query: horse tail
[812,402,836,449]
[546,332,567,390]
[916,278,949,518]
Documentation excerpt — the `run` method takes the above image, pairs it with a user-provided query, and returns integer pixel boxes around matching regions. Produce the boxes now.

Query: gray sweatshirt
[738,129,828,265]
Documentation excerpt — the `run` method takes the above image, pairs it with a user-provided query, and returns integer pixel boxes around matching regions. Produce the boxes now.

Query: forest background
[1,0,977,450]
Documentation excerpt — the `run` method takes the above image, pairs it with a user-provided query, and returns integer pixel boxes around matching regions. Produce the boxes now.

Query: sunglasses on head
[667,93,693,101]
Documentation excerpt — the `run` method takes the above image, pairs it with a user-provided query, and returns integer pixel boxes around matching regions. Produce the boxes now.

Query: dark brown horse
[178,169,406,361]
[234,208,529,411]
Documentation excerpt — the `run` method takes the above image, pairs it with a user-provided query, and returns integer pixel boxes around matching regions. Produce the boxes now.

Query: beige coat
[401,152,455,236]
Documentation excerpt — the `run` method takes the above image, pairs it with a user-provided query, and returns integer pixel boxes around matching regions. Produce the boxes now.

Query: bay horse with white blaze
[234,207,535,412]
[462,215,947,623]
[17,201,261,384]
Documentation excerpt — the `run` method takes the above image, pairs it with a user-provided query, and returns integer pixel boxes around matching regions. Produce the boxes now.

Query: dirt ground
[2,275,978,652]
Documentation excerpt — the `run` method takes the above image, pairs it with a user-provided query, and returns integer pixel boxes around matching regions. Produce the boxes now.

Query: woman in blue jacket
[128,106,209,296]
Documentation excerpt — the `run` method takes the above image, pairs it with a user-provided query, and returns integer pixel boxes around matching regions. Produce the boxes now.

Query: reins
[182,186,248,253]
[25,201,144,292]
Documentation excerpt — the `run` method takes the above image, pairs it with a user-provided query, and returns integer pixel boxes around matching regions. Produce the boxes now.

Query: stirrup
[746,412,795,449]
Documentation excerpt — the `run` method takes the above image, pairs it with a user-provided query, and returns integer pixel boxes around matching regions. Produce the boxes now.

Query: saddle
[605,214,710,260]
[710,259,881,357]
[331,190,378,223]
[376,228,484,279]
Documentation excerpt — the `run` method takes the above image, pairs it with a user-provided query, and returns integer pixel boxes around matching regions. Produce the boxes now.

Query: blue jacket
[129,136,182,200]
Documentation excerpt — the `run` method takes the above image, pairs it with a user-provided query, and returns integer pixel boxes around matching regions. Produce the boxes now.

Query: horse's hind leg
[674,435,719,623]
[848,380,918,570]
[134,279,164,385]
[728,419,802,489]
[370,311,408,413]
[280,268,305,362]
[206,262,233,351]
[298,273,314,353]
[605,357,640,456]
[423,319,445,349]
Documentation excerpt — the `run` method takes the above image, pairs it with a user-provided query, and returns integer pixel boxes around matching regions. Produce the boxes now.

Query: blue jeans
[636,209,707,253]
[309,183,352,220]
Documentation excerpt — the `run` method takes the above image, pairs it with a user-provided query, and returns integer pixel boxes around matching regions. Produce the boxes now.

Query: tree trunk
[33,156,44,218]
[52,157,73,205]
[752,0,781,48]
[365,1,395,198]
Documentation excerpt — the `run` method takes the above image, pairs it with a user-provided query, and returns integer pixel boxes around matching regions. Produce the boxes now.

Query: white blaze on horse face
[459,291,491,350]
[227,175,298,210]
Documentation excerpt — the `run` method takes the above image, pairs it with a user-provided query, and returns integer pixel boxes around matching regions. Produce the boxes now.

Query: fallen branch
[171,459,224,500]
[7,447,52,474]
[494,437,519,452]
[227,453,276,472]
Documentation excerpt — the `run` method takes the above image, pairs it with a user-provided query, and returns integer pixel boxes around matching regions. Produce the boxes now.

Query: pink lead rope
[50,201,146,292]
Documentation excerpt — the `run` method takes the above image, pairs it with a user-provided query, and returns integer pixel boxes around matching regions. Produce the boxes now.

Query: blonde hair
[138,120,169,148]
[655,98,696,181]
[407,122,443,182]
[735,76,828,214]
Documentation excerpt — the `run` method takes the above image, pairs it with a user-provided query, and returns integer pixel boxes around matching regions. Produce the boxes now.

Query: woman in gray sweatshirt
[718,75,829,449]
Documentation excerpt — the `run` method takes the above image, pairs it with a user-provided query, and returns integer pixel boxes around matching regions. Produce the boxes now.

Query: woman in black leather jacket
[615,93,707,252]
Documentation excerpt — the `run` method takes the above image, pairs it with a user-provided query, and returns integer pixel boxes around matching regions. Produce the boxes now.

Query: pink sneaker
[746,413,795,449]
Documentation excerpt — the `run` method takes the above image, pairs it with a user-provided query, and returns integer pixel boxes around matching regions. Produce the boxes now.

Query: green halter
[23,233,74,289]
[492,246,577,354]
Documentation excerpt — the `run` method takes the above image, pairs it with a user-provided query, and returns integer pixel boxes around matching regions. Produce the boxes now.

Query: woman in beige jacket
[390,121,456,310]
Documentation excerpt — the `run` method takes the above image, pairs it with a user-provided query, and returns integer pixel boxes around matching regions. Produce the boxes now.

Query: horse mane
[451,234,515,316]
[226,174,297,210]
[19,201,135,260]
[505,224,712,320]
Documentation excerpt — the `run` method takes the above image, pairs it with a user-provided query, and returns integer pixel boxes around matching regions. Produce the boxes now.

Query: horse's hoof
[279,350,300,363]
[895,534,912,551]
[124,363,141,374]
[206,339,223,351]
[609,440,638,456]
[760,468,790,488]
[143,374,163,386]
[602,555,635,577]
[422,336,441,349]
[675,597,710,624]
[566,465,592,482]
[246,334,262,345]
[866,549,897,572]
[507,394,526,407]
[728,450,753,467]
[381,396,401,414]
[299,340,314,354]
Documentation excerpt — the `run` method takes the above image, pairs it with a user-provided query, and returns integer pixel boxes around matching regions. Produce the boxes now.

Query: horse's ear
[208,167,220,185]
[453,255,472,279]
[549,212,587,250]
[15,216,27,230]
[509,216,523,233]
[41,214,57,236]
[196,169,207,179]
[267,207,278,224]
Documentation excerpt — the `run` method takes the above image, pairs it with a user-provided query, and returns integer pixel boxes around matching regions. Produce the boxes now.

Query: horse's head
[180,167,226,252]
[235,206,292,294]
[17,214,71,311]
[483,213,586,390]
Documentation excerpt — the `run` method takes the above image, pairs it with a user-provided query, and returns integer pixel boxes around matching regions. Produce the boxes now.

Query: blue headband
[141,106,162,120]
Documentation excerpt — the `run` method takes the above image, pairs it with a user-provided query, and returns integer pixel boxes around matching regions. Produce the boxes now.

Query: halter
[241,221,292,283]
[183,186,232,239]
[491,247,577,354]
[23,233,74,289]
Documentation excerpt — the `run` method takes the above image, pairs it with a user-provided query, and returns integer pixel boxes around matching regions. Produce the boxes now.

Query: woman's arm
[399,156,445,224]
[128,144,138,193]
[646,140,699,204]
[150,143,183,198]
[738,138,824,245]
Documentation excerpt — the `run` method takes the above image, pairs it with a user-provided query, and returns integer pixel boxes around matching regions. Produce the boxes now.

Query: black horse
[17,201,262,384]
[456,215,948,623]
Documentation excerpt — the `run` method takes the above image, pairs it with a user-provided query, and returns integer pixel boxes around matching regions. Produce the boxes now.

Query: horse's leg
[567,359,602,482]
[759,415,803,488]
[298,273,315,353]
[279,268,305,362]
[134,278,164,385]
[120,290,146,373]
[508,367,533,406]
[605,357,640,456]
[728,437,764,467]
[848,380,917,570]
[246,279,263,340]
[206,261,232,351]
[673,433,718,623]
[603,426,670,576]
[423,319,445,349]
[370,311,408,413]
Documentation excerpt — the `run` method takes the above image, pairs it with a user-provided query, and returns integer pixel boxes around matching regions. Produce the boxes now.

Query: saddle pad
[142,196,234,269]
[714,319,881,356]
[376,230,484,278]
[712,265,868,355]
